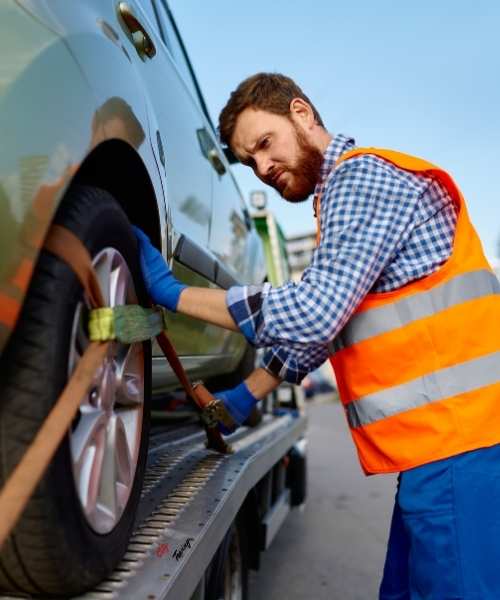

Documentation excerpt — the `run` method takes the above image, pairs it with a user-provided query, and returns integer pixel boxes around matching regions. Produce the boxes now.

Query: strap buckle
[200,398,236,430]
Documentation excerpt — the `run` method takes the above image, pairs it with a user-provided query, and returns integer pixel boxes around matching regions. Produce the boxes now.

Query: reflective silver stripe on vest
[330,269,500,353]
[346,351,500,429]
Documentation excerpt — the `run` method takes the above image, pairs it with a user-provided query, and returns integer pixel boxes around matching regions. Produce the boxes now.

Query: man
[135,73,500,598]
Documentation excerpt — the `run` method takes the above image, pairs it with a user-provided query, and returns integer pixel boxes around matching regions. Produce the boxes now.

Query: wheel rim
[223,530,244,600]
[68,247,145,534]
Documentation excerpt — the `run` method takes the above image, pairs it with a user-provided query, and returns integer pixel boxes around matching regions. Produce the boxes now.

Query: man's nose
[255,155,273,180]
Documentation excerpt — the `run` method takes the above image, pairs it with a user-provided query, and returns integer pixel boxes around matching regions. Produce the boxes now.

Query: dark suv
[0,1,265,595]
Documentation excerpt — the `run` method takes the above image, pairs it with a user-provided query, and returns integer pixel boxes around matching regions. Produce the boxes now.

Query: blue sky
[170,0,500,263]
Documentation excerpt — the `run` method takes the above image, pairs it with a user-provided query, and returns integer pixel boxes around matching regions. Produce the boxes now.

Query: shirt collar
[315,134,356,196]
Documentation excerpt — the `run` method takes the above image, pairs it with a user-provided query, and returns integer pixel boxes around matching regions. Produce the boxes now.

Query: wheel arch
[71,139,163,249]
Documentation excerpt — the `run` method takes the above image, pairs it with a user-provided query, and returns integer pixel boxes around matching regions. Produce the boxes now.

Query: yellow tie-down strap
[89,304,168,344]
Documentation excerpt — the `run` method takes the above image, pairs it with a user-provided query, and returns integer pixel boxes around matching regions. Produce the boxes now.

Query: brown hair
[218,73,324,147]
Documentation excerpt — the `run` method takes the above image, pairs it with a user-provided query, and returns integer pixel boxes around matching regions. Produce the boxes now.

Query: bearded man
[135,73,500,598]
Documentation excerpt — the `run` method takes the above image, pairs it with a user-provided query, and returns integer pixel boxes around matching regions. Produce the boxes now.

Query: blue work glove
[215,381,258,435]
[133,226,187,312]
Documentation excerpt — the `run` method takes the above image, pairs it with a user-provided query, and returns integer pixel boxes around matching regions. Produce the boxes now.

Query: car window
[154,1,205,113]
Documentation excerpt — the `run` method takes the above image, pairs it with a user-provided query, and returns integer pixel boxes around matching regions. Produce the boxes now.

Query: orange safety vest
[315,148,500,475]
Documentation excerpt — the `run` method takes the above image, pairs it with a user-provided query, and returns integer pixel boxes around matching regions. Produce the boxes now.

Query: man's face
[231,107,324,202]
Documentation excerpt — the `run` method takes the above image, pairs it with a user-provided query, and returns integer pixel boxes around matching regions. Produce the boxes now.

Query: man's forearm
[177,287,239,331]
[244,367,282,400]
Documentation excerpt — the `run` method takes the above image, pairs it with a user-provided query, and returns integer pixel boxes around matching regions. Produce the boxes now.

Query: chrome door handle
[197,128,226,176]
[207,148,226,176]
[118,2,156,59]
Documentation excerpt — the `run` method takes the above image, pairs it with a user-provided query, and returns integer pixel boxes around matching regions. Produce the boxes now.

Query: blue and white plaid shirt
[227,134,457,383]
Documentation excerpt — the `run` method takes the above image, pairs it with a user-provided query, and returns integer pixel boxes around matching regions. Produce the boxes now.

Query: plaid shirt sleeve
[260,343,331,384]
[226,154,432,383]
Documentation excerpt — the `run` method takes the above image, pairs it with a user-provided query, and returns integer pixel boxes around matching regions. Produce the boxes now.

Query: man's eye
[260,137,270,149]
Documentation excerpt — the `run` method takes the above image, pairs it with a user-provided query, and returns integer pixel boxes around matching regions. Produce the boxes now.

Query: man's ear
[289,98,315,129]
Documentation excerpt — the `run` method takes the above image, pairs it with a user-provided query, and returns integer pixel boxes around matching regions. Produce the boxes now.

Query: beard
[274,125,324,203]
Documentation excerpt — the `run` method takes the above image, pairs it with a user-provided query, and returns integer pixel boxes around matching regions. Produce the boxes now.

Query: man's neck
[316,129,333,155]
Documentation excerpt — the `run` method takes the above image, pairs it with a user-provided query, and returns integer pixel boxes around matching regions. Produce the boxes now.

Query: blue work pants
[379,443,500,599]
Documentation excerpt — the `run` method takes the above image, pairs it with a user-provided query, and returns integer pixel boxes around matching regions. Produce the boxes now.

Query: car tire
[0,185,151,597]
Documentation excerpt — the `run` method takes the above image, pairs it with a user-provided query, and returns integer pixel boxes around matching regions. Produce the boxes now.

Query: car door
[127,0,256,387]
[149,0,256,371]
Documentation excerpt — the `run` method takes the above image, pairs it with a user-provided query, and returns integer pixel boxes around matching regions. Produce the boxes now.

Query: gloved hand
[215,381,258,435]
[133,226,187,311]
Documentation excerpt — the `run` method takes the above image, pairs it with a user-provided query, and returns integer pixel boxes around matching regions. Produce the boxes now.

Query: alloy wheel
[68,247,145,534]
